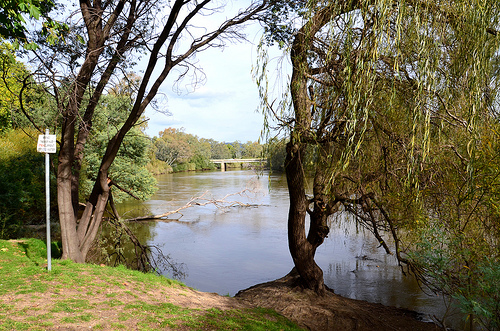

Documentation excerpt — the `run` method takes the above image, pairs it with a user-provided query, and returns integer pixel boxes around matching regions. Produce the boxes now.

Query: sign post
[37,129,56,271]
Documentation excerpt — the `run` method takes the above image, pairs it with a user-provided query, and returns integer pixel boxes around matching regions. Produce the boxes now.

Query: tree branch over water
[123,189,263,222]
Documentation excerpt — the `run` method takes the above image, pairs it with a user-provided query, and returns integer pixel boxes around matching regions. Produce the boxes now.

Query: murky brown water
[117,169,464,329]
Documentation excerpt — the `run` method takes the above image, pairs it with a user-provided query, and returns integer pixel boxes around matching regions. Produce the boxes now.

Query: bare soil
[2,272,251,330]
[2,271,444,330]
[235,273,443,331]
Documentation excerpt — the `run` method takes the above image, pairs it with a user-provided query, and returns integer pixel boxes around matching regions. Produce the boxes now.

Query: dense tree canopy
[258,0,500,327]
[0,129,47,238]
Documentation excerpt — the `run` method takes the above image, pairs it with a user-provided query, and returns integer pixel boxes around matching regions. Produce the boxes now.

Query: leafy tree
[0,43,22,131]
[241,141,263,158]
[258,0,500,314]
[264,137,287,172]
[189,137,213,170]
[19,0,270,263]
[154,128,193,166]
[227,141,242,159]
[0,42,39,131]
[208,139,232,159]
[81,92,157,203]
[153,128,215,171]
[0,0,54,44]
[0,129,48,238]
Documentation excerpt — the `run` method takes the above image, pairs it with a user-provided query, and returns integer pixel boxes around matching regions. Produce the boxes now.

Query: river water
[117,169,464,328]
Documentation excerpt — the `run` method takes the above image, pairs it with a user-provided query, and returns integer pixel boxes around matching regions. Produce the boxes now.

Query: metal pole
[45,128,51,271]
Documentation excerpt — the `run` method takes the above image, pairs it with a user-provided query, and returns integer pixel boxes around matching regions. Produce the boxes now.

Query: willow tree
[258,0,500,309]
[20,0,270,263]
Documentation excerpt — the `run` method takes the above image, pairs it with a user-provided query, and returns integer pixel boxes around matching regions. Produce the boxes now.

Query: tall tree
[258,0,500,300]
[21,0,270,262]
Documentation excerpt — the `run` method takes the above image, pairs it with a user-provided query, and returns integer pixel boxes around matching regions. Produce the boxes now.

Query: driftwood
[122,189,262,222]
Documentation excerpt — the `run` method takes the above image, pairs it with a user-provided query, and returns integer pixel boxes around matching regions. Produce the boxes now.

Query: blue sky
[144,36,265,142]
[142,7,289,143]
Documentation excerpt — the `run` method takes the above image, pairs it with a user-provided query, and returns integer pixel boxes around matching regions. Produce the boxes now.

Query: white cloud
[143,3,290,143]
[145,26,264,141]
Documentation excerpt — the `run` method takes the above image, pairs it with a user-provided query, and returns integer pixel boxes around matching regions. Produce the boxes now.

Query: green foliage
[404,129,500,329]
[81,94,157,203]
[152,128,262,172]
[409,231,500,329]
[0,0,68,49]
[0,42,54,132]
[145,158,173,175]
[259,0,306,48]
[0,238,300,330]
[153,128,194,165]
[151,129,266,172]
[242,141,264,158]
[258,0,500,325]
[0,129,52,238]
[265,137,287,172]
[172,162,196,172]
[0,43,26,132]
[207,139,232,159]
[0,0,48,40]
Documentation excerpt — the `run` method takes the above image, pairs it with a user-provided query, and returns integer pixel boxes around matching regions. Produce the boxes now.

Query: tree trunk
[284,3,352,295]
[285,141,327,294]
[54,0,268,263]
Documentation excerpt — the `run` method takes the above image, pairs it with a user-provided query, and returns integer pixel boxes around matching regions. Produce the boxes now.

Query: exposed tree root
[236,273,444,331]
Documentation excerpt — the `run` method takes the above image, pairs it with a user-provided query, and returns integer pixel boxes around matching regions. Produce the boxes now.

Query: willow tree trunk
[285,141,328,294]
[284,2,355,295]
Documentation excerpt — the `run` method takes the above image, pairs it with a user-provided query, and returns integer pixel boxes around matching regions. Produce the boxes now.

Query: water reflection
[117,170,463,329]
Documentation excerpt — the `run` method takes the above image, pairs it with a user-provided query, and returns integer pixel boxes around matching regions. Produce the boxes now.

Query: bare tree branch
[124,189,261,222]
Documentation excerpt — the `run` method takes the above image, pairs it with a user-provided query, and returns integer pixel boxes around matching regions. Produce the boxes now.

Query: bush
[190,154,216,170]
[146,159,173,175]
[0,129,54,239]
[172,162,196,172]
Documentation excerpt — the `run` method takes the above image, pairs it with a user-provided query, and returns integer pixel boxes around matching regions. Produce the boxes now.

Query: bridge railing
[210,158,265,171]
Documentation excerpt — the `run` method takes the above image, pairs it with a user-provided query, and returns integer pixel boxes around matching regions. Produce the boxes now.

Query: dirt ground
[2,268,444,330]
[235,273,443,331]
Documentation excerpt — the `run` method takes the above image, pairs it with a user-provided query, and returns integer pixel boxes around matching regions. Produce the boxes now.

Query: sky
[144,38,261,142]
[142,6,289,143]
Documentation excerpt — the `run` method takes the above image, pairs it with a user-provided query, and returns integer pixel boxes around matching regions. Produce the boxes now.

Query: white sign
[37,134,57,153]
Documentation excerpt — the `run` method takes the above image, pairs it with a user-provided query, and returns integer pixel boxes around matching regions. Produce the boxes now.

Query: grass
[0,238,304,330]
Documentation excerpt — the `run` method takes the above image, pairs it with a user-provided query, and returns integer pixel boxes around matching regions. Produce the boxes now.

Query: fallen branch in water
[123,189,261,222]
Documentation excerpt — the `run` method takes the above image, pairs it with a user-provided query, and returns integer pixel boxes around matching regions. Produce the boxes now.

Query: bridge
[210,158,265,171]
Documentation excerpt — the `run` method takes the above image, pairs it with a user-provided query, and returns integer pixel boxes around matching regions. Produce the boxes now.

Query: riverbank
[0,239,300,330]
[0,239,442,330]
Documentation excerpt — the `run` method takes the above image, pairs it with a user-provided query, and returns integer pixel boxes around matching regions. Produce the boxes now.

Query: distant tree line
[151,127,264,173]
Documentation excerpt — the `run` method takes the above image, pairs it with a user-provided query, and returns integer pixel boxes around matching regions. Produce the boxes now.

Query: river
[117,169,464,329]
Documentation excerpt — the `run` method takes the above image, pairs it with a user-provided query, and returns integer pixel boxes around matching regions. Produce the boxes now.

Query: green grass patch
[25,313,54,322]
[110,322,127,329]
[124,301,187,314]
[183,307,303,331]
[0,318,30,330]
[50,299,94,313]
[60,313,93,323]
[106,298,124,307]
[0,238,303,331]
[0,304,13,313]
